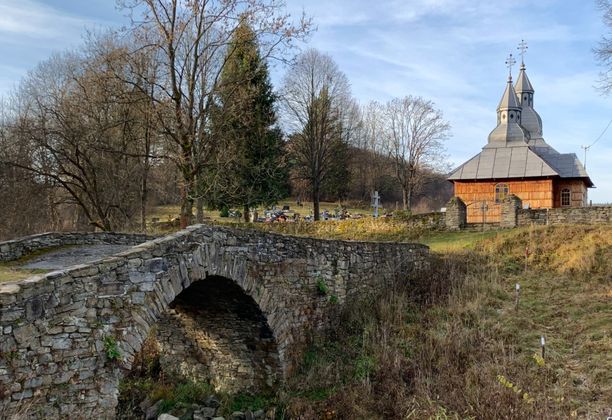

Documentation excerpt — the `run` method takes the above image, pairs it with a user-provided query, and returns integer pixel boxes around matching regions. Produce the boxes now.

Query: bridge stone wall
[0,232,152,262]
[0,224,428,418]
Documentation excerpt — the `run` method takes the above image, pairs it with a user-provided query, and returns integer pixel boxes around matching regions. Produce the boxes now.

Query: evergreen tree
[212,19,288,221]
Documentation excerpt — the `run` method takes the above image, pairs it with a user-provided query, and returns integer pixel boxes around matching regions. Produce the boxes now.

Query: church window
[561,188,570,206]
[495,183,509,203]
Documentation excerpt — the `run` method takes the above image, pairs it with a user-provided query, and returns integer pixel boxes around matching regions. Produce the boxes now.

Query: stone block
[13,324,38,346]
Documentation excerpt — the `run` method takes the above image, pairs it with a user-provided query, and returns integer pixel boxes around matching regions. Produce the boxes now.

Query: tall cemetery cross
[371,191,381,218]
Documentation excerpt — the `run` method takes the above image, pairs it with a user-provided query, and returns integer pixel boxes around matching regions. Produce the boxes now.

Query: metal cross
[505,53,516,77]
[517,39,528,64]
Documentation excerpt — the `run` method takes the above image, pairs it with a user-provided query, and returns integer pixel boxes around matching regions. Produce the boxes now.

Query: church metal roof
[448,146,558,180]
[514,64,534,93]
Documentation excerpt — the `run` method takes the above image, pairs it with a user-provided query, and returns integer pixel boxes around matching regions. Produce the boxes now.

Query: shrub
[104,336,121,361]
[393,209,412,221]
[316,278,329,295]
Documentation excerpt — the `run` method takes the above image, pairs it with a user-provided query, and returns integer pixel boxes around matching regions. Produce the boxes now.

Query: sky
[1,0,611,202]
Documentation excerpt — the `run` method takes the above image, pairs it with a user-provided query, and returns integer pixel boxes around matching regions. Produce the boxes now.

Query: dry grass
[254,218,425,242]
[281,225,612,419]
[0,266,33,282]
[477,224,612,275]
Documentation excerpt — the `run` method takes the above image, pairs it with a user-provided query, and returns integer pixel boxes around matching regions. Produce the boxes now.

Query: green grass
[0,246,70,282]
[0,265,49,283]
[418,230,503,252]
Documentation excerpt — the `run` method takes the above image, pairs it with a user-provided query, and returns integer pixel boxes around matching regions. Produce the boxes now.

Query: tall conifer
[213,19,288,220]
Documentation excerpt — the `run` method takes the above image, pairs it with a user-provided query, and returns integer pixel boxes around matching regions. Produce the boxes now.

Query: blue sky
[1,0,611,202]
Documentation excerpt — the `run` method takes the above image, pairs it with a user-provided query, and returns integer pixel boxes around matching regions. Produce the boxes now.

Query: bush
[393,209,412,221]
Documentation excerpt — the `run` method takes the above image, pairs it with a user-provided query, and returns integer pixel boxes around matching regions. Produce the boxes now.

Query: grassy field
[149,201,510,253]
[418,229,501,252]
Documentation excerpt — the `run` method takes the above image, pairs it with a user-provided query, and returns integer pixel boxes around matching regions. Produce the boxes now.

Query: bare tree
[118,0,311,228]
[281,49,354,220]
[595,0,612,94]
[382,96,450,211]
[349,100,389,201]
[1,36,158,231]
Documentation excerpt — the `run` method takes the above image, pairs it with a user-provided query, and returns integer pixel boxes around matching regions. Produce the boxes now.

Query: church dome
[515,63,543,138]
[487,74,530,147]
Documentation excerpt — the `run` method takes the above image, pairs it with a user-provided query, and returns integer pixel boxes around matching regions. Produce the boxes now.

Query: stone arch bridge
[0,225,428,418]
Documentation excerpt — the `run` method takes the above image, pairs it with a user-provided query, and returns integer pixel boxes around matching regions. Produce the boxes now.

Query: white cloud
[0,0,94,40]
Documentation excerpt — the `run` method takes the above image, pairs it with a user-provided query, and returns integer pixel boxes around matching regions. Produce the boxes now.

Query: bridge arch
[136,274,281,393]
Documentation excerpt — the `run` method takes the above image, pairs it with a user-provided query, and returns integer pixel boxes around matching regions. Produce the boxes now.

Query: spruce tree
[213,19,288,221]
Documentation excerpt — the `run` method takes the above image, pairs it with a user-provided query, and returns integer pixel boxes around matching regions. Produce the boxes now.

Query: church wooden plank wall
[454,179,553,223]
[553,179,587,208]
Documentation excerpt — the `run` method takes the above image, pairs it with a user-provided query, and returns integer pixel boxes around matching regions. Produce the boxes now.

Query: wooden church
[448,47,593,223]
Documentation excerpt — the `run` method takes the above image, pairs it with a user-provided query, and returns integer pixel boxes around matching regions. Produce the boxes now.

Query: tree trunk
[196,197,204,223]
[402,187,409,211]
[140,169,149,233]
[406,183,413,210]
[312,183,320,221]
[244,204,250,223]
[141,104,152,233]
[179,146,195,228]
[179,179,194,229]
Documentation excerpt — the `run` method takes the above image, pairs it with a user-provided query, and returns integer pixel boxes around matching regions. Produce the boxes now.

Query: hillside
[275,225,611,419]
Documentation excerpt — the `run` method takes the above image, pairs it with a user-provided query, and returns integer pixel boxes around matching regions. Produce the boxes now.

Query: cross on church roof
[505,53,516,78]
[517,39,528,65]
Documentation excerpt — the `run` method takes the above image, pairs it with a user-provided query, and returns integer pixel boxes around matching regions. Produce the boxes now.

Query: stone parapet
[0,232,152,263]
[500,195,522,228]
[408,212,446,230]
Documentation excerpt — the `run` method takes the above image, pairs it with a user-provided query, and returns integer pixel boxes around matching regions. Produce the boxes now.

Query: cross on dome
[505,53,516,78]
[517,39,528,66]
